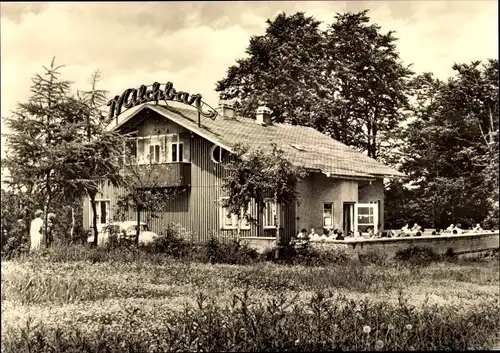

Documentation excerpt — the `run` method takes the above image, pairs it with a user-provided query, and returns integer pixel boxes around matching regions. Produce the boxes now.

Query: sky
[1,0,498,165]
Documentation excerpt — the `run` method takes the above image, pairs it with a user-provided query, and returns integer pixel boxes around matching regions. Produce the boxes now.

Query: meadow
[1,243,500,352]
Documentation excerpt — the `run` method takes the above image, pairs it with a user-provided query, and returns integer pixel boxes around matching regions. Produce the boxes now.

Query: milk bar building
[83,101,404,244]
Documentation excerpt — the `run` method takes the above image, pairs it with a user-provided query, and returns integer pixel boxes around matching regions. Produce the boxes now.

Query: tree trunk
[136,207,141,247]
[43,183,51,249]
[70,206,75,242]
[90,193,98,247]
[372,122,378,160]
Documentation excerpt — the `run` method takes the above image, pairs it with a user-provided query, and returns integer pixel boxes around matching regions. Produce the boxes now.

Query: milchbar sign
[107,81,218,121]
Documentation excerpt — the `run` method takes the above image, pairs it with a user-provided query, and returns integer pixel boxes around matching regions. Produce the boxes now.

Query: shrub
[1,223,30,260]
[145,223,194,259]
[195,235,259,265]
[358,249,391,266]
[263,244,349,266]
[395,246,440,266]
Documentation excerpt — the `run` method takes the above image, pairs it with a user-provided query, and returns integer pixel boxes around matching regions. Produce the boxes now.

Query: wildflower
[363,325,371,334]
[405,324,413,330]
[387,324,395,331]
[375,340,384,349]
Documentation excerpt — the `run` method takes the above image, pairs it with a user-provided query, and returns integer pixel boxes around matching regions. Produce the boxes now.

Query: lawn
[1,249,499,352]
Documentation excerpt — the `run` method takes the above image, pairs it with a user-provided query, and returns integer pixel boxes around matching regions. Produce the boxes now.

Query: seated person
[293,228,308,248]
[320,228,330,242]
[472,223,482,232]
[347,230,354,238]
[380,231,388,238]
[336,230,345,240]
[309,228,320,242]
[452,223,463,235]
[445,224,455,233]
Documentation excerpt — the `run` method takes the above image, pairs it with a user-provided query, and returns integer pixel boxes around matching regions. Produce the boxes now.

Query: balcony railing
[122,162,191,188]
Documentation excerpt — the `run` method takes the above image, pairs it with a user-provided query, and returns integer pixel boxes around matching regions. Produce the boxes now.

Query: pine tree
[3,58,76,246]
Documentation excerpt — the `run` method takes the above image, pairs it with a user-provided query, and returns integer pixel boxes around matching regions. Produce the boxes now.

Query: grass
[2,245,500,352]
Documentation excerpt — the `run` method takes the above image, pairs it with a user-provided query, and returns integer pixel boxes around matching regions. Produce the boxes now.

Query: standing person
[30,209,44,252]
[45,213,56,247]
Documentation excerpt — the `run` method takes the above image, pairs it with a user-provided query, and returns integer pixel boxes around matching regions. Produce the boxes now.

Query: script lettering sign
[107,82,218,121]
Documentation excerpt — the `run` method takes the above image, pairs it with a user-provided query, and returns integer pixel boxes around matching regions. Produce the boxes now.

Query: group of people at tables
[289,222,488,246]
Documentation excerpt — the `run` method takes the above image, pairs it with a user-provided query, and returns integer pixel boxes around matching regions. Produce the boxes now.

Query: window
[263,199,276,228]
[211,145,228,164]
[171,142,184,162]
[219,198,250,230]
[89,200,110,229]
[355,203,378,233]
[149,144,161,163]
[323,203,333,228]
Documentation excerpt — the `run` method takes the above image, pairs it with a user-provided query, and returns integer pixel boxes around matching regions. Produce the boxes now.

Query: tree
[216,11,413,159]
[390,59,499,229]
[216,12,329,129]
[220,143,306,247]
[115,161,180,246]
[323,10,413,158]
[3,58,77,246]
[64,70,126,246]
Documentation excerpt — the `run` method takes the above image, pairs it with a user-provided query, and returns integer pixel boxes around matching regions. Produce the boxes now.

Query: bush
[358,249,391,266]
[395,246,441,266]
[262,243,349,266]
[145,223,194,259]
[1,223,30,260]
[200,236,259,265]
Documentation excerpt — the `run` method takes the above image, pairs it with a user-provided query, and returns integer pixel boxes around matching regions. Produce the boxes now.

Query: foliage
[2,58,79,244]
[394,246,441,266]
[145,223,194,259]
[385,59,499,229]
[2,285,499,352]
[220,143,306,239]
[2,60,125,247]
[216,11,413,158]
[358,249,391,266]
[115,162,181,244]
[199,235,259,265]
[262,244,350,267]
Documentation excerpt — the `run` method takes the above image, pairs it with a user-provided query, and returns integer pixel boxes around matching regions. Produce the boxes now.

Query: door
[343,203,354,235]
[355,203,379,234]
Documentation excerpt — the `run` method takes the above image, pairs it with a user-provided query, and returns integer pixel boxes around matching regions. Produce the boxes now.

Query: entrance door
[343,203,354,235]
[355,203,379,234]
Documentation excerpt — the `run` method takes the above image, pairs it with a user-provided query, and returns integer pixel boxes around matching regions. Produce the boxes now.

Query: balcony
[122,162,191,188]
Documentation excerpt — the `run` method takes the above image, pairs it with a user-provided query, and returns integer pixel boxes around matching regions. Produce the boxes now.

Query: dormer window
[290,144,306,151]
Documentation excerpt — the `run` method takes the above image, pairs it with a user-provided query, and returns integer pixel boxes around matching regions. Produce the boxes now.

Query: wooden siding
[83,110,312,243]
[123,162,191,188]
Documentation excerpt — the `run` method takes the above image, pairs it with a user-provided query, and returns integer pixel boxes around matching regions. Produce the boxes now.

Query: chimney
[256,106,273,126]
[216,99,236,120]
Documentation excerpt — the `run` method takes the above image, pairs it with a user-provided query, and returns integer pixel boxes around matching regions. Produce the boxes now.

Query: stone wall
[310,232,500,260]
[241,232,500,259]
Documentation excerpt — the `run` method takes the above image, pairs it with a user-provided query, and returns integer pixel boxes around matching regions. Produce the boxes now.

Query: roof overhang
[107,103,234,152]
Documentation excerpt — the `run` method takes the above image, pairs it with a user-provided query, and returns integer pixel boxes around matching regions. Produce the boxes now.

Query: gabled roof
[107,102,405,179]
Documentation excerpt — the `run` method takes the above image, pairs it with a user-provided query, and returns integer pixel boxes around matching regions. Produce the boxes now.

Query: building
[82,100,404,244]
